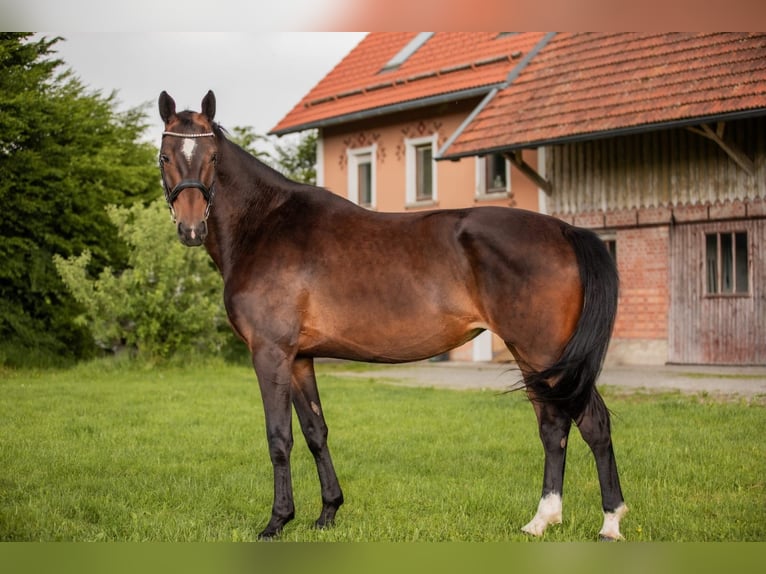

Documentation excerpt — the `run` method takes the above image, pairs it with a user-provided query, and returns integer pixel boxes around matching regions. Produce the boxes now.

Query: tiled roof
[270,32,547,135]
[441,32,766,158]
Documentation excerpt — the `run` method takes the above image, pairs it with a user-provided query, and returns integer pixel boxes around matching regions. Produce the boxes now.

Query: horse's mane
[212,122,309,194]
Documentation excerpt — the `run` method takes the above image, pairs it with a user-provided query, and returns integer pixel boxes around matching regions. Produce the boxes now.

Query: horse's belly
[298,316,487,363]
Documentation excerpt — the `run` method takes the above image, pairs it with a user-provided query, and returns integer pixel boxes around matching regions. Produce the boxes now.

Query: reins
[159,130,217,223]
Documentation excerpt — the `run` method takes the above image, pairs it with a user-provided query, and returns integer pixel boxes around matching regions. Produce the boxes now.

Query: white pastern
[521,493,562,536]
[599,503,628,540]
[181,138,196,164]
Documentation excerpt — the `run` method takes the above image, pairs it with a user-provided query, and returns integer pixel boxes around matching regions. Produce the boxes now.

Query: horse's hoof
[257,525,283,541]
[315,506,339,530]
[257,531,278,541]
[598,534,622,542]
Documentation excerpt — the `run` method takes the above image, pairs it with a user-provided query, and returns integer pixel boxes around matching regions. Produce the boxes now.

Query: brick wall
[612,226,669,340]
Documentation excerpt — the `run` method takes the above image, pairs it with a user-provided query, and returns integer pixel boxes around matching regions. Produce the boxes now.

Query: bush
[54,199,228,360]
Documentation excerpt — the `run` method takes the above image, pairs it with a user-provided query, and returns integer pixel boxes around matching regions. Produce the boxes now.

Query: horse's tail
[524,225,619,420]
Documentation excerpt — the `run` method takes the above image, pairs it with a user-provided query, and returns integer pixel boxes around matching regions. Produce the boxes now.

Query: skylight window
[380,32,434,72]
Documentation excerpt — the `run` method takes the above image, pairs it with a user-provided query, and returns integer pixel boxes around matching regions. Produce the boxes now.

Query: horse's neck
[204,162,288,277]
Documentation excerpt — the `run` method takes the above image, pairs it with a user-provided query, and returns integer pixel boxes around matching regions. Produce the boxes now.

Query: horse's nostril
[176,222,206,246]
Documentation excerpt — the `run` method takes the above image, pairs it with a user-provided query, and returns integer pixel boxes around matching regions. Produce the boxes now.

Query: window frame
[704,230,750,297]
[475,153,511,199]
[405,134,438,207]
[346,145,377,209]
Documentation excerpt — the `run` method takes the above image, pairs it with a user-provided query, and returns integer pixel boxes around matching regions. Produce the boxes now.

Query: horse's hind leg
[576,390,627,540]
[522,393,572,536]
[291,358,344,529]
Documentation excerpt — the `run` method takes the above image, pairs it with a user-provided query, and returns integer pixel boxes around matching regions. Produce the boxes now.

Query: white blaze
[181,138,196,164]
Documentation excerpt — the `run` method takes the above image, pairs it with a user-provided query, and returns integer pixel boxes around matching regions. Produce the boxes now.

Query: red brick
[709,199,747,220]
[573,211,605,228]
[746,198,766,217]
[605,209,638,227]
[638,206,672,225]
[672,203,709,222]
[612,226,669,340]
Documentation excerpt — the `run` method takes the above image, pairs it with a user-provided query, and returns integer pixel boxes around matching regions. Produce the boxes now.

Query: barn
[440,33,766,365]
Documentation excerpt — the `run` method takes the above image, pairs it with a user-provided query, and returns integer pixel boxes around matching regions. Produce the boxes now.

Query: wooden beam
[686,122,755,176]
[504,150,552,195]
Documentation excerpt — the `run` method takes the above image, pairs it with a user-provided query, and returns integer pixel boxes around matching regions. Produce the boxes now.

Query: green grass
[0,359,763,541]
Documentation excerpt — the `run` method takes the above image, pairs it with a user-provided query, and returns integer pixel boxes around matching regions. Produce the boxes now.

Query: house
[272,32,766,366]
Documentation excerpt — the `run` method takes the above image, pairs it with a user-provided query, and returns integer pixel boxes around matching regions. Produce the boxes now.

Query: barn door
[669,219,765,364]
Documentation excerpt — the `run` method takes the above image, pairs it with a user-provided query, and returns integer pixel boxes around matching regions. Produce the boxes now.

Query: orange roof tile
[270,32,547,135]
[441,32,766,158]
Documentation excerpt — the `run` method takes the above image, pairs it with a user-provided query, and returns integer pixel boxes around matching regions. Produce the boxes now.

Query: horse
[157,91,627,540]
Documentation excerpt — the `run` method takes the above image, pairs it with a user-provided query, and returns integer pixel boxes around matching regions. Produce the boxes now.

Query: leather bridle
[159,130,216,222]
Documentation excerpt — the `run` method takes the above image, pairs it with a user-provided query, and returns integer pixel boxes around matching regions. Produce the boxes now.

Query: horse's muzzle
[177,220,208,246]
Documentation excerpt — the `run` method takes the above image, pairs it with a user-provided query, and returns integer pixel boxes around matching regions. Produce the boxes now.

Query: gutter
[269,85,502,137]
[438,107,766,161]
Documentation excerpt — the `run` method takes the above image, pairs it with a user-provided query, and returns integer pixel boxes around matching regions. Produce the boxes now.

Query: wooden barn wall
[669,219,766,365]
[546,116,766,214]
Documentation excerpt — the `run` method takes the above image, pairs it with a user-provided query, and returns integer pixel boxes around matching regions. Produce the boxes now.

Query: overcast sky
[47,32,367,146]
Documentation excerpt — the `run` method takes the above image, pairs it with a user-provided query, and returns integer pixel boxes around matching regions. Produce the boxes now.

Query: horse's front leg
[252,344,296,540]
[291,357,344,529]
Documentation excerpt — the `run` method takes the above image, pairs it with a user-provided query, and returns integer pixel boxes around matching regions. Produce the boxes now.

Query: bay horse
[158,91,627,540]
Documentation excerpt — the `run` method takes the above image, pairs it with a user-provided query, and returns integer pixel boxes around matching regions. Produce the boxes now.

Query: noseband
[159,130,216,222]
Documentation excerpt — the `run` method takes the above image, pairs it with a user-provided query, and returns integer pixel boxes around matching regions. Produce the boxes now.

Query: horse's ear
[201,90,216,122]
[158,91,176,123]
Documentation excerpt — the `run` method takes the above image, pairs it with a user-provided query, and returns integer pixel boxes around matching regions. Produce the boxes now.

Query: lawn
[0,359,763,541]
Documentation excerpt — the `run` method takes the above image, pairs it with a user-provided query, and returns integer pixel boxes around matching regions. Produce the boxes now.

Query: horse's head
[158,90,218,246]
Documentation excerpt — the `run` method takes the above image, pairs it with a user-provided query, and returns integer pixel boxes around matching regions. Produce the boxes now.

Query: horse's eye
[159,154,170,165]
[211,153,218,164]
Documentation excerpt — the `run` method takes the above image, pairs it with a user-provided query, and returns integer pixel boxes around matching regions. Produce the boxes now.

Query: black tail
[524,225,619,420]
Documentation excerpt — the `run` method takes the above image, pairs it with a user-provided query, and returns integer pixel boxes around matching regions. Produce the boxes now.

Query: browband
[162,131,215,138]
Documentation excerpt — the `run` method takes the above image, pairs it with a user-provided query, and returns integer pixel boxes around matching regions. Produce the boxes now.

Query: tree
[0,34,158,365]
[273,130,317,184]
[226,125,274,163]
[54,199,227,360]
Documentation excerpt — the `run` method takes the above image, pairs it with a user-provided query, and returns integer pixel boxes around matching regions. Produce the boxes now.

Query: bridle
[159,130,217,223]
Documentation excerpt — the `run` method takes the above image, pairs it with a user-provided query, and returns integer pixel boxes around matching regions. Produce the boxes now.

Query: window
[405,135,438,206]
[476,153,510,197]
[347,146,376,208]
[705,231,749,295]
[380,32,434,72]
[415,144,433,201]
[357,158,373,206]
